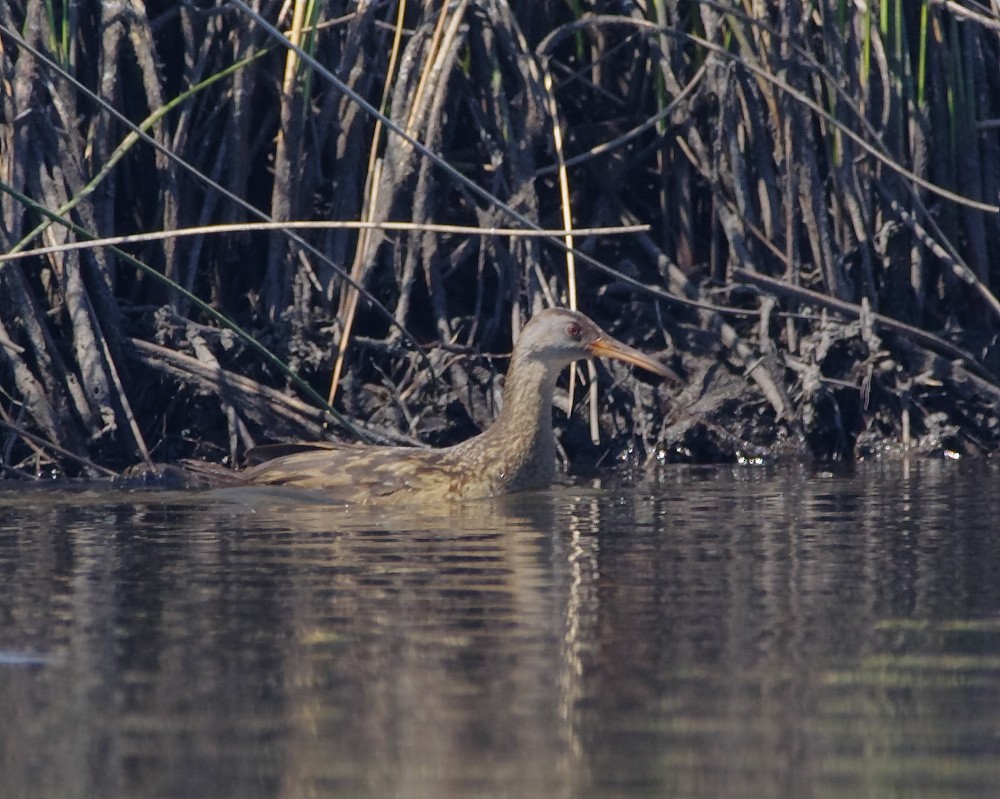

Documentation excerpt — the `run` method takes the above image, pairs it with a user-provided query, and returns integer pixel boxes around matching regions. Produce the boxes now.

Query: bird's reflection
[173,486,595,798]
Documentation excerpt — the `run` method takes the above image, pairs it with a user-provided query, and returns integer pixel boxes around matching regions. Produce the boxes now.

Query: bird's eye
[566,321,583,340]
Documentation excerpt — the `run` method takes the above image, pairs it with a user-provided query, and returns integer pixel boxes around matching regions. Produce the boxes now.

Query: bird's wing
[243,445,467,503]
[244,441,367,464]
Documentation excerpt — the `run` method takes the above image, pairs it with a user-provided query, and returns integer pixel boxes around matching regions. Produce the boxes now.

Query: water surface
[2,461,999,798]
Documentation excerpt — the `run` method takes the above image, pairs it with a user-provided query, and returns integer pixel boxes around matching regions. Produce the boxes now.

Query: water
[1,460,999,798]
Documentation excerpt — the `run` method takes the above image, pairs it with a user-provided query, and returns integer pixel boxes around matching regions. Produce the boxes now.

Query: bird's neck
[474,355,559,492]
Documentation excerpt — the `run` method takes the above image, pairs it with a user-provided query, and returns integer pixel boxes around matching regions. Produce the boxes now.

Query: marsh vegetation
[2,0,1000,478]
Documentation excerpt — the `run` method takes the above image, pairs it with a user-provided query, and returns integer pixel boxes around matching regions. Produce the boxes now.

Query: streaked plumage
[184,308,676,504]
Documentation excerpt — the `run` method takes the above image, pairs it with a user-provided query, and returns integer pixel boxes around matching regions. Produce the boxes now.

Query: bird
[182,308,677,504]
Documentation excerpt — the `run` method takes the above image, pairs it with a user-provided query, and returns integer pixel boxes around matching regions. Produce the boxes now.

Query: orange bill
[588,336,680,382]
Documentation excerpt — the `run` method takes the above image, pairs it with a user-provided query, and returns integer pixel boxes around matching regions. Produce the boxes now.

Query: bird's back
[241,442,476,504]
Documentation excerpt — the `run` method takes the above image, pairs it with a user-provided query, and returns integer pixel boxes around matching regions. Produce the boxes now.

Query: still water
[1,460,999,798]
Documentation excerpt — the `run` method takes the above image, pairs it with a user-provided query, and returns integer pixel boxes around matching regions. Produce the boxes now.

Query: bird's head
[515,308,678,381]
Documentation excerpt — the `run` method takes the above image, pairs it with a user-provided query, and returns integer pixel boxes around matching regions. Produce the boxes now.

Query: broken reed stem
[0,222,652,266]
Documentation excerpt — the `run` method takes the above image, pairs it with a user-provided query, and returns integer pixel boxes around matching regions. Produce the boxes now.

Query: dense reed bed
[1,0,999,479]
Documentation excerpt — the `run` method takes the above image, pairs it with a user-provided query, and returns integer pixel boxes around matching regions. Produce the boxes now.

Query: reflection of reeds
[2,2,1000,477]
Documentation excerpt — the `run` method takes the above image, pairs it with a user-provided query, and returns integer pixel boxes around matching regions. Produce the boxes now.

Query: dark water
[2,460,1000,799]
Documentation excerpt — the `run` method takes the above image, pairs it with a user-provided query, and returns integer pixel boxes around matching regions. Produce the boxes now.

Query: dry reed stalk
[327,0,414,407]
